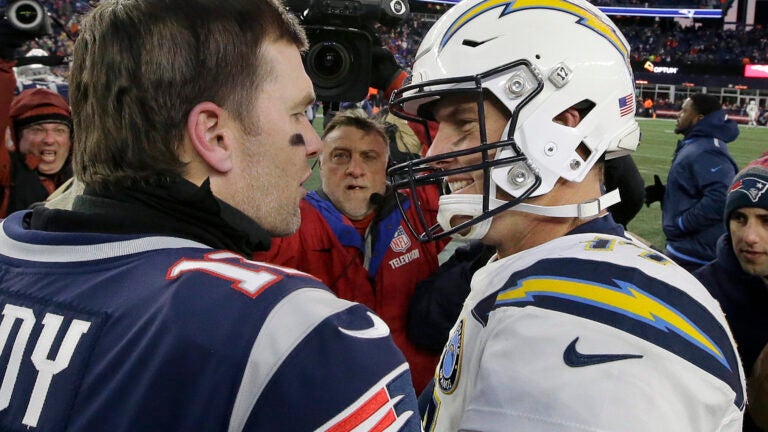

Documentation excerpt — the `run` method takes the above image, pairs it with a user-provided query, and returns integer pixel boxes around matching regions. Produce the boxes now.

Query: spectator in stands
[643,97,655,118]
[1,88,73,217]
[645,93,738,272]
[254,110,446,393]
[694,156,768,431]
[0,0,422,429]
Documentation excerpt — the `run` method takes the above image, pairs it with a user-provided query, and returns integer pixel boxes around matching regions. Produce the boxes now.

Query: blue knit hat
[724,155,768,229]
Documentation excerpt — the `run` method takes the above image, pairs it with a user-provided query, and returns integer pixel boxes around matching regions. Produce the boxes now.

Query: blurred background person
[695,156,768,431]
[1,87,72,217]
[645,93,739,272]
[747,100,759,127]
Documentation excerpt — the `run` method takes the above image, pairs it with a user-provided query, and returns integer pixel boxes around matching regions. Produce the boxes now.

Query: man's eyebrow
[435,102,476,119]
[296,92,316,110]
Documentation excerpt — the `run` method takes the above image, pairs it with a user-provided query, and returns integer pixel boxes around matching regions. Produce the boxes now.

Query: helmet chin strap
[436,188,621,241]
[504,188,622,218]
[437,194,496,241]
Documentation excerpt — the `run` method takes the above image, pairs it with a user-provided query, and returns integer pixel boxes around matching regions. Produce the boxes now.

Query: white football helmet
[14,48,51,80]
[388,0,641,241]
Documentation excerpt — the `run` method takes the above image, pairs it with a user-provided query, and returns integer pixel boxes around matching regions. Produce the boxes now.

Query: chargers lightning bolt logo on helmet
[439,0,629,61]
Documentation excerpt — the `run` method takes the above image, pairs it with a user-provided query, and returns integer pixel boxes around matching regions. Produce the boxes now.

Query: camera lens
[13,3,39,25]
[8,0,45,31]
[307,41,351,87]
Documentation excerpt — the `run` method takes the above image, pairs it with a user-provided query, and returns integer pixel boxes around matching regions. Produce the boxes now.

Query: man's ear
[553,107,581,127]
[187,102,233,173]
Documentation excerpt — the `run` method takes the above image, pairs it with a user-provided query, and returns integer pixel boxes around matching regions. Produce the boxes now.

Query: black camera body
[1,0,51,38]
[287,0,409,102]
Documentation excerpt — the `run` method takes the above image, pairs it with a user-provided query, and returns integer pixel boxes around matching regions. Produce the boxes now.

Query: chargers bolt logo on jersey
[496,277,729,369]
[438,319,464,393]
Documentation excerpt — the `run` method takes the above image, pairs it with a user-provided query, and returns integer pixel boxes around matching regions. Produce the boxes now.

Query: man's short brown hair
[71,0,306,190]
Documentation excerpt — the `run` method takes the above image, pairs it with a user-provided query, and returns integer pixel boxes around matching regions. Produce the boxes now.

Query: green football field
[308,116,768,250]
[627,118,768,249]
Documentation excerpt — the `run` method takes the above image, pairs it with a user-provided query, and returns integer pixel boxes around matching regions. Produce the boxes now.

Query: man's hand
[644,174,665,208]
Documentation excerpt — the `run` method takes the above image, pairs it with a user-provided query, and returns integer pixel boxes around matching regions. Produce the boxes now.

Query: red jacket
[253,186,446,393]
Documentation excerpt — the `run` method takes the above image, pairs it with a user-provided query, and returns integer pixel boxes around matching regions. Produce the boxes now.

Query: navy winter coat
[663,109,738,264]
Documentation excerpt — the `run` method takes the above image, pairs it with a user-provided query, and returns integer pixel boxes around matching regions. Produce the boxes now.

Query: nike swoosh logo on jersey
[338,312,390,339]
[711,166,722,172]
[563,337,643,367]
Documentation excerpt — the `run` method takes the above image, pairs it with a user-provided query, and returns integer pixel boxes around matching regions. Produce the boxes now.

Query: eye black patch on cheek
[289,133,305,146]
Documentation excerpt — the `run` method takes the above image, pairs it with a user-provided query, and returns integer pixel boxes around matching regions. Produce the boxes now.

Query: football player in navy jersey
[387,0,745,430]
[0,0,421,430]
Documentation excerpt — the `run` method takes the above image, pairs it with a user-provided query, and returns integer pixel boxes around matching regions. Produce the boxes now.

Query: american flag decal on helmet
[618,93,634,117]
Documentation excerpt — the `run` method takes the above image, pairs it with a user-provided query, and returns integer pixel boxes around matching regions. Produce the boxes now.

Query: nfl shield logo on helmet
[390,226,411,252]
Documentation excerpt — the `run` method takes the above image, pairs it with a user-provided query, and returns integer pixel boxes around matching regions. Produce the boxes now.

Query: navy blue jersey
[0,211,420,431]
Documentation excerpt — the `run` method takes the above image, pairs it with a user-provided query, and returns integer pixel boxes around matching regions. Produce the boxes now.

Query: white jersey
[423,231,745,432]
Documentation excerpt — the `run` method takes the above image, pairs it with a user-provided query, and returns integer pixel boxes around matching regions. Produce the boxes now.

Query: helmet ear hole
[575,142,592,160]
[573,99,596,120]
[552,100,595,128]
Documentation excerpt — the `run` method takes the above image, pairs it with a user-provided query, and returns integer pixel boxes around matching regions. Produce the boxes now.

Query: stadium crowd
[623,22,768,66]
[11,1,768,72]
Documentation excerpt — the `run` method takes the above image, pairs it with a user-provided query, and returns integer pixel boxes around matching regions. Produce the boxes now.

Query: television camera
[286,0,409,102]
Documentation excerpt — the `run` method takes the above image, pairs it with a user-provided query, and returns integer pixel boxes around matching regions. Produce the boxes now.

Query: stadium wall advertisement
[632,60,768,90]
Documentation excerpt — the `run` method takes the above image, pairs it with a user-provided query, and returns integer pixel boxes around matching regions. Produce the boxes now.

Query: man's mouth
[40,150,57,163]
[346,185,366,191]
[448,179,473,193]
[739,249,764,260]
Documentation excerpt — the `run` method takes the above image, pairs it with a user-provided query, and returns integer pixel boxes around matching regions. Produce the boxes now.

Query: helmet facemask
[387,0,640,243]
[388,60,544,242]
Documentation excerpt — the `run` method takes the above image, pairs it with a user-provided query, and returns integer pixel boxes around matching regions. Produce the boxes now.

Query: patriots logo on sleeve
[318,364,416,431]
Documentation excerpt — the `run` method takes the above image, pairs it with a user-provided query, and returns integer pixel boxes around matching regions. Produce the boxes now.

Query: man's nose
[41,130,58,143]
[345,157,365,177]
[426,128,454,169]
[304,129,322,159]
[742,220,762,244]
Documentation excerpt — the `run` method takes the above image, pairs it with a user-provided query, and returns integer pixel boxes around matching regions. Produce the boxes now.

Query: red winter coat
[254,186,446,393]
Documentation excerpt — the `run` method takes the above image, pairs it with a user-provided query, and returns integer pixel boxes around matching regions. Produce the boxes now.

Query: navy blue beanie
[724,156,768,230]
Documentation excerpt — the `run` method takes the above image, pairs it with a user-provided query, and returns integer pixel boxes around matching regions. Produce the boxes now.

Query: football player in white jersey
[387,0,746,430]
